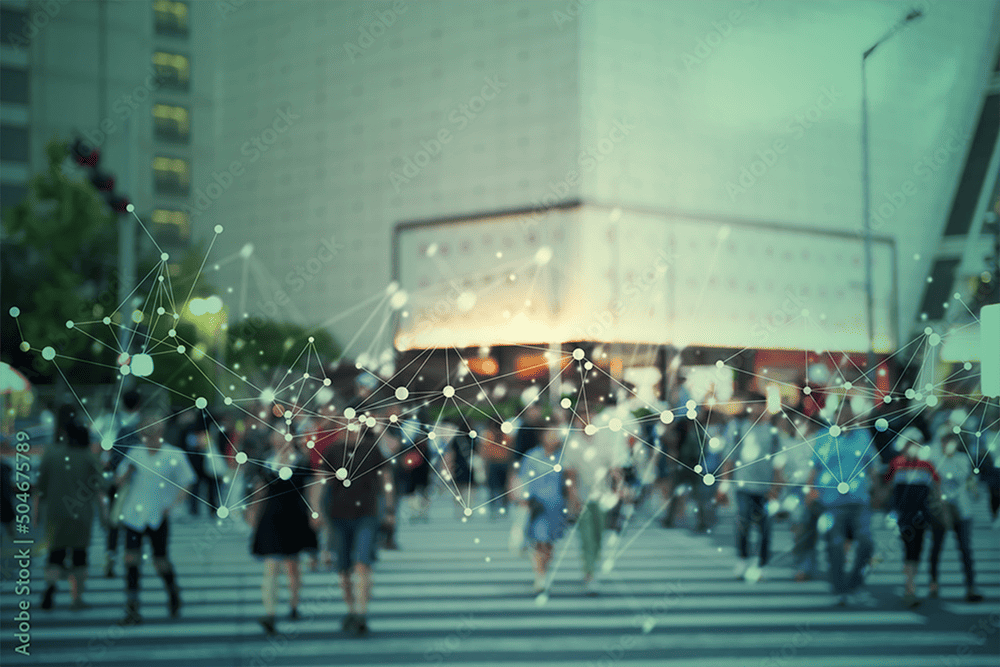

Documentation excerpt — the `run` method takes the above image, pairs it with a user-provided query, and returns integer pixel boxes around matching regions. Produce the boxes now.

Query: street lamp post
[861,8,923,384]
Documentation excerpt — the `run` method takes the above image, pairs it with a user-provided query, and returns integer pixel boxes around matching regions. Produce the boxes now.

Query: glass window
[0,67,29,104]
[152,156,191,195]
[0,7,27,46]
[154,0,189,36]
[151,208,191,241]
[153,103,190,143]
[152,52,190,91]
[0,125,29,162]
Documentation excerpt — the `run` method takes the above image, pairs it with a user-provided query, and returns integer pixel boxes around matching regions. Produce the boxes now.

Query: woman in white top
[928,431,983,602]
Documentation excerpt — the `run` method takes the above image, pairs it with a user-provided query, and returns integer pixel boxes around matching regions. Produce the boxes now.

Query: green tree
[1,140,118,383]
[226,319,340,379]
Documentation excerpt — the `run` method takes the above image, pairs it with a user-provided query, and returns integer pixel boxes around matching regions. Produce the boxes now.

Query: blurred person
[690,414,727,533]
[661,411,704,529]
[927,431,983,602]
[247,416,318,635]
[36,406,104,610]
[518,414,568,595]
[775,415,823,582]
[478,423,513,519]
[184,418,220,518]
[563,408,628,594]
[398,409,431,523]
[311,426,393,637]
[807,392,879,607]
[719,392,781,582]
[102,389,143,577]
[446,429,476,518]
[116,413,196,625]
[884,427,939,608]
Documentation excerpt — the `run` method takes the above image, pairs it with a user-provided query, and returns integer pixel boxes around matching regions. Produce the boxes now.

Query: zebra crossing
[2,494,998,666]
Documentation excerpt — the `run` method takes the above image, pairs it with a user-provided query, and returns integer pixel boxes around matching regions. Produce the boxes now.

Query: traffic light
[70,138,131,215]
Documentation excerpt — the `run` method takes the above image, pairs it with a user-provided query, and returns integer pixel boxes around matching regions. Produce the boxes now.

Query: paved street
[2,491,999,666]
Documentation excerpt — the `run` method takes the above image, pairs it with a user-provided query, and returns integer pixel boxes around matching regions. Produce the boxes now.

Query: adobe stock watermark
[863,126,964,234]
[937,612,1000,667]
[388,75,509,193]
[727,86,842,200]
[518,116,637,230]
[2,0,72,47]
[552,0,596,30]
[244,233,344,325]
[570,248,674,342]
[756,623,815,667]
[76,68,172,152]
[424,614,481,663]
[589,580,687,667]
[343,0,408,62]
[217,0,249,18]
[682,0,762,71]
[181,106,299,218]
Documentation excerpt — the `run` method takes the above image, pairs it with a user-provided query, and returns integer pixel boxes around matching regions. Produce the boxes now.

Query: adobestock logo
[343,0,408,62]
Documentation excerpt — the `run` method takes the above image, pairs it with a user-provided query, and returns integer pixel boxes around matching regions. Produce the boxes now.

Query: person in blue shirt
[517,415,567,595]
[807,391,879,607]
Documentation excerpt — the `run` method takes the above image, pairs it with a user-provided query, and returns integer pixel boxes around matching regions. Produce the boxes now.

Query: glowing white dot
[584,361,593,370]
[693,464,703,473]
[686,400,696,410]
[103,316,111,325]
[843,382,853,390]
[883,395,892,403]
[216,506,230,519]
[389,414,398,423]
[534,246,553,265]
[235,452,248,464]
[837,482,850,494]
[953,425,962,434]
[686,410,697,420]
[101,437,114,451]
[660,411,675,424]
[875,418,889,432]
[715,360,724,368]
[344,407,356,419]
[120,365,131,376]
[925,395,939,408]
[609,418,622,432]
[366,416,376,427]
[278,466,292,480]
[214,225,223,234]
[195,397,208,409]
[8,307,20,317]
[41,346,56,360]
[803,386,812,395]
[456,292,476,312]
[572,348,585,360]
[703,474,715,485]
[336,467,348,480]
[463,508,472,516]
[177,345,186,353]
[830,425,842,437]
[443,385,455,398]
[284,432,292,442]
[65,320,74,329]
[224,397,233,405]
[905,389,915,399]
[964,362,973,370]
[924,327,933,335]
[501,421,513,434]
[390,386,408,401]
[323,378,332,386]
[553,464,562,473]
[560,398,571,409]
[584,424,598,436]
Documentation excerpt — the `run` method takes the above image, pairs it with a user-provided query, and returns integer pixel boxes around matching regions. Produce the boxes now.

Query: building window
[153,156,191,195]
[0,67,29,104]
[152,52,190,90]
[153,103,190,143]
[154,0,189,36]
[0,6,27,46]
[0,125,29,162]
[152,208,191,241]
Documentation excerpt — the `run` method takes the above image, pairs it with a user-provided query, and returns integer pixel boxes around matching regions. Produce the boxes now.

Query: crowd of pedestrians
[10,368,997,638]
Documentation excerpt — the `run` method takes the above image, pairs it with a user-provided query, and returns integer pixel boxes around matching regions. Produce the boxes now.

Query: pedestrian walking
[808,391,878,607]
[116,412,196,625]
[36,405,104,610]
[927,430,984,602]
[885,427,940,608]
[517,415,567,595]
[310,426,393,636]
[247,416,318,635]
[563,409,628,595]
[719,392,781,583]
[103,389,142,578]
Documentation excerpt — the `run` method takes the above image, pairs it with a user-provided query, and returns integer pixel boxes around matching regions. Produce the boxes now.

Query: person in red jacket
[884,428,940,608]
